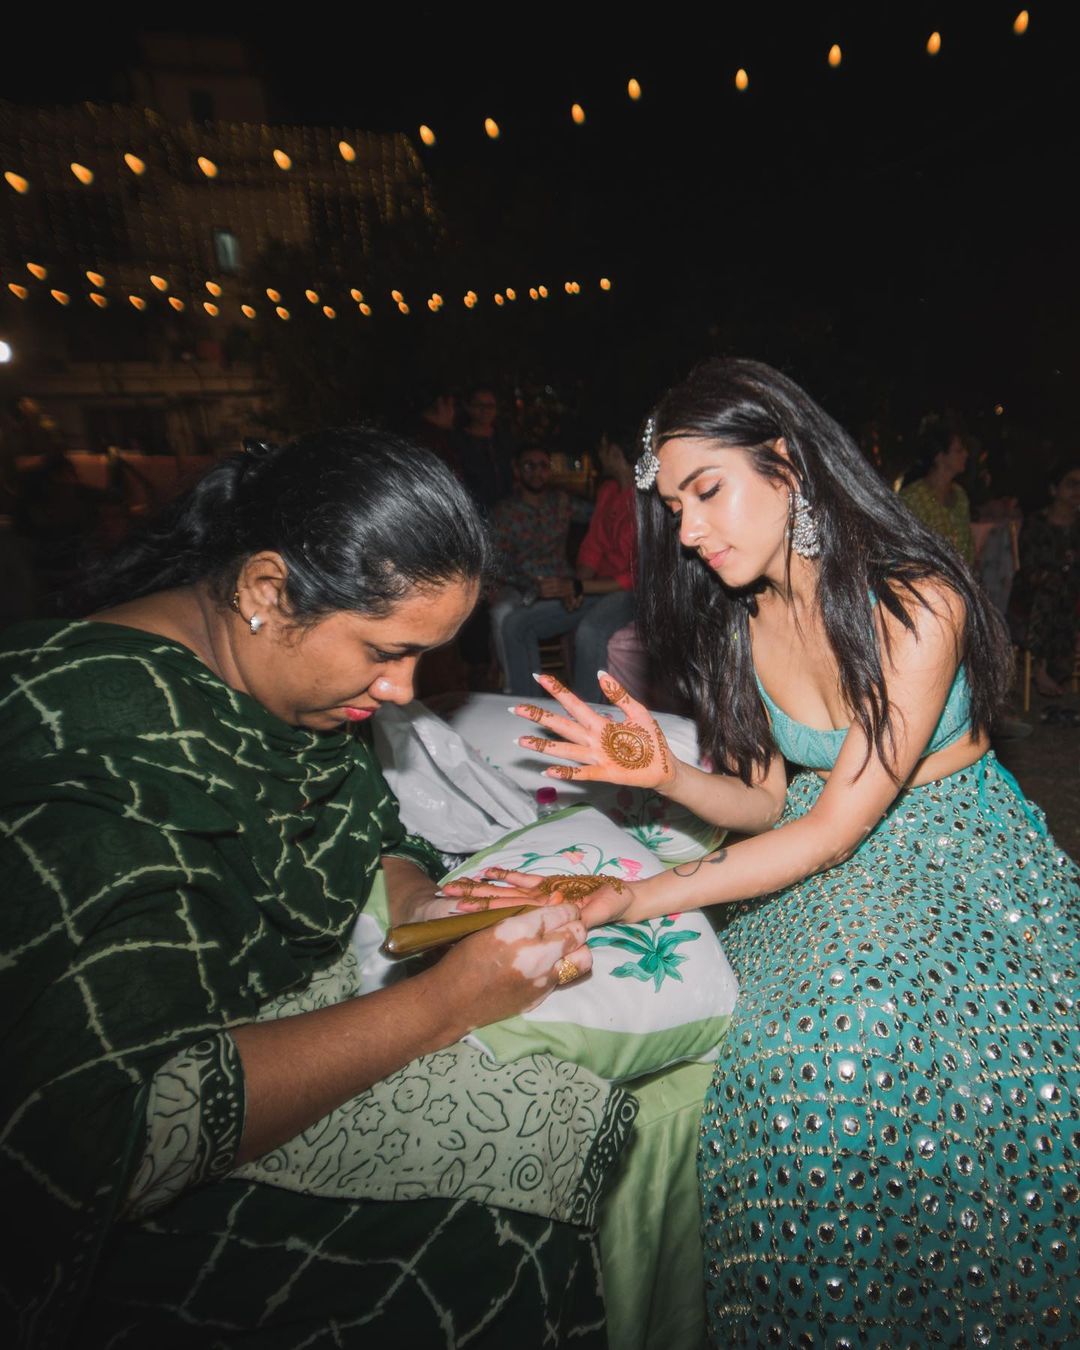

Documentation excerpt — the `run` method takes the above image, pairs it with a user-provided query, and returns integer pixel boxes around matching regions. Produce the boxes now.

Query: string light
[266,288,282,302]
[128,295,147,310]
[828,44,842,68]
[1013,10,1029,35]
[275,305,290,320]
[494,292,505,305]
[350,288,364,302]
[150,275,168,291]
[627,78,642,101]
[599,277,612,290]
[89,292,108,308]
[427,298,439,312]
[391,289,404,303]
[358,302,372,316]
[505,288,517,301]
[397,301,410,314]
[564,281,574,294]
[735,68,749,91]
[197,156,218,179]
[571,103,586,125]
[205,281,223,296]
[8,283,29,299]
[322,305,336,318]
[305,289,320,303]
[241,304,256,318]
[538,285,548,298]
[419,125,436,147]
[124,152,146,175]
[51,289,70,305]
[86,270,105,287]
[927,31,942,56]
[4,171,30,194]
[26,263,47,280]
[203,301,219,316]
[169,297,185,311]
[464,293,477,308]
[529,287,539,300]
[431,293,443,307]
[70,162,94,185]
[484,117,500,140]
[339,140,356,162]
[273,148,292,170]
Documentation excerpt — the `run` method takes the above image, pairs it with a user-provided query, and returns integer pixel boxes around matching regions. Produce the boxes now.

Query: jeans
[501,590,636,701]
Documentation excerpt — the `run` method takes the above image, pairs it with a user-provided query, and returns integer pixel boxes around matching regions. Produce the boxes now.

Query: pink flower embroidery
[561,849,585,864]
[617,857,643,880]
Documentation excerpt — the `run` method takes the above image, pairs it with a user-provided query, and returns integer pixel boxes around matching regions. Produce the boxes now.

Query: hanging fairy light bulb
[431,293,443,308]
[51,289,70,305]
[505,287,517,301]
[169,297,185,312]
[339,140,356,162]
[427,299,438,312]
[828,44,842,68]
[494,292,505,306]
[7,283,29,299]
[4,171,30,194]
[927,31,942,55]
[571,103,586,125]
[203,301,219,316]
[241,304,256,319]
[358,302,372,316]
[128,295,147,311]
[266,287,282,303]
[273,148,292,170]
[205,281,223,297]
[275,305,290,320]
[564,281,574,294]
[150,275,168,291]
[419,125,436,147]
[350,288,364,303]
[89,292,108,308]
[735,68,749,92]
[1013,10,1029,35]
[86,270,106,287]
[305,289,320,304]
[322,305,336,318]
[484,117,500,140]
[397,301,410,314]
[197,156,218,179]
[70,162,94,185]
[627,78,642,101]
[124,153,146,175]
[599,277,612,290]
[391,289,404,303]
[529,287,539,300]
[26,263,47,280]
[538,285,548,298]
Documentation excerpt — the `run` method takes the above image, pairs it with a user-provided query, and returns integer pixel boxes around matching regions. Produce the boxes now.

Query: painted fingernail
[532,672,544,683]
[597,669,609,680]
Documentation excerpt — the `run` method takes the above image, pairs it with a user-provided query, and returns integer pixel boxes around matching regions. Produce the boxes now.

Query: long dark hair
[79,426,491,617]
[636,359,1011,784]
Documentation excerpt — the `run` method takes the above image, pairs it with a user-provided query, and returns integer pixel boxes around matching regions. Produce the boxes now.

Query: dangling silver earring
[249,614,263,635]
[789,490,821,559]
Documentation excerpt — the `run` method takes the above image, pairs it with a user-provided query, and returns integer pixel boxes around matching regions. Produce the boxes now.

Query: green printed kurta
[0,621,622,1348]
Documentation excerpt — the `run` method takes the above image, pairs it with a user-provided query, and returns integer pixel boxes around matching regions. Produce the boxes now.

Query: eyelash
[668,482,721,524]
[370,648,402,663]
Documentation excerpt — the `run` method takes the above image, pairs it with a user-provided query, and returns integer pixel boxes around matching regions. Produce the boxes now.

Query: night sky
[3,4,1076,454]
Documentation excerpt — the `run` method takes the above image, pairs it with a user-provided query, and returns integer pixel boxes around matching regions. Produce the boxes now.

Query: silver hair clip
[634,415,661,490]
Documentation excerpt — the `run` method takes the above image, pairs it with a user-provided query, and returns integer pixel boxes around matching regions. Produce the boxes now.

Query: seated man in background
[500,433,635,702]
[489,444,581,693]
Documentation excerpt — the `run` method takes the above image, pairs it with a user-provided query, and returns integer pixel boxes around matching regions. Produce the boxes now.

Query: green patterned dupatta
[0,622,633,1347]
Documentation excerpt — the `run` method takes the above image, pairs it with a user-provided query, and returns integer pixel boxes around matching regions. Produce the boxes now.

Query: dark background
[2,3,1075,478]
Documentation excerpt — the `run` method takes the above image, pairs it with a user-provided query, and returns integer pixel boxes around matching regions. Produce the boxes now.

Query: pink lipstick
[344,707,374,722]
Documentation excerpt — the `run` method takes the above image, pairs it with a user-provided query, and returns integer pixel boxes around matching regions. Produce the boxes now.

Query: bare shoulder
[878,576,966,670]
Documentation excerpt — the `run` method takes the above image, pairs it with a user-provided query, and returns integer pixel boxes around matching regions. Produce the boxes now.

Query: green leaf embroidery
[588,921,701,991]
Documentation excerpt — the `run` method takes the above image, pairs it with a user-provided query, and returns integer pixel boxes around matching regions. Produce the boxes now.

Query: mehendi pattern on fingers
[542,675,570,696]
[599,720,655,771]
[521,736,557,752]
[518,704,548,724]
[600,675,631,705]
[548,765,579,780]
[535,874,627,900]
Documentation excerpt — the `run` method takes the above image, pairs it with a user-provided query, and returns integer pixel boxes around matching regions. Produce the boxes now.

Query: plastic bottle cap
[536,787,558,806]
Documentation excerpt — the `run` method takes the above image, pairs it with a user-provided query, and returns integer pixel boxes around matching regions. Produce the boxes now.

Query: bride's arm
[517,672,787,834]
[586,583,970,926]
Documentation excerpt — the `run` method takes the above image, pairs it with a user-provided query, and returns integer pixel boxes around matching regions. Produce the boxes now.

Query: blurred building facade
[0,35,441,456]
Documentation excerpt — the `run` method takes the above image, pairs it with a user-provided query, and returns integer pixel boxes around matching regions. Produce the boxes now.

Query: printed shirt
[490,489,574,585]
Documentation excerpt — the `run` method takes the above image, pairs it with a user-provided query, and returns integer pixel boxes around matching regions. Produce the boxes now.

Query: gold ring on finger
[555,957,581,986]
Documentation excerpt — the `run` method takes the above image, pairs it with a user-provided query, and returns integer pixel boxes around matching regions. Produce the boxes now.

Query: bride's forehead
[655,438,743,485]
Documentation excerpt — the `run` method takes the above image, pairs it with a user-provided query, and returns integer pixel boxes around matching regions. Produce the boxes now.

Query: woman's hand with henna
[512,671,679,791]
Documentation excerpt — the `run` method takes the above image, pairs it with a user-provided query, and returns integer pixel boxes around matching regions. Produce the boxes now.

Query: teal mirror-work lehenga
[700,667,1080,1346]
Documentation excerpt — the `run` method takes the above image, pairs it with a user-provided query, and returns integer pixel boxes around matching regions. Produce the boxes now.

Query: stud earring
[231,591,263,634]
